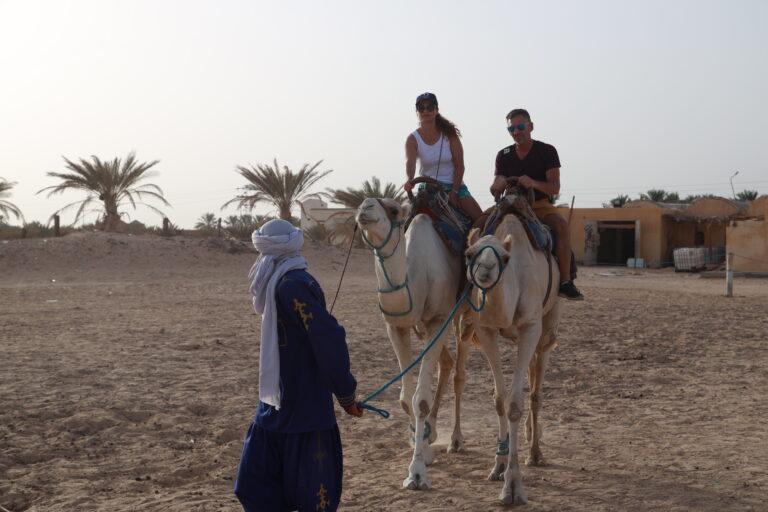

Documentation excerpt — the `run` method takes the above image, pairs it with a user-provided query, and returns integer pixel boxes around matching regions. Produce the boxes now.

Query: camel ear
[502,234,513,253]
[468,228,479,246]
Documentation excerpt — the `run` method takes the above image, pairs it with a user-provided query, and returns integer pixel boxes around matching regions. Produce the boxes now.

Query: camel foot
[499,484,527,505]
[403,473,432,491]
[525,452,547,467]
[488,463,506,481]
[447,437,465,453]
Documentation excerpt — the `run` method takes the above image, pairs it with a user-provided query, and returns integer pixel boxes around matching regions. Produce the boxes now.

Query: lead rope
[329,223,358,315]
[358,245,506,418]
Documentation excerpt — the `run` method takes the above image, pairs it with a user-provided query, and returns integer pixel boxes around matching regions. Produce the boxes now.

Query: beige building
[726,195,768,273]
[567,196,764,269]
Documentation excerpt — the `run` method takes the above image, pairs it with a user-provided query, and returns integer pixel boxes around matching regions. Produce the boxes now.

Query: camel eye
[502,254,510,265]
[389,207,399,217]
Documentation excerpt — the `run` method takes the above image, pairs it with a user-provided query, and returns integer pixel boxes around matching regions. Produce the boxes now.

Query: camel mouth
[355,212,376,225]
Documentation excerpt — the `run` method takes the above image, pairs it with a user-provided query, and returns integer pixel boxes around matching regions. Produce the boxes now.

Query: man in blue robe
[235,219,363,512]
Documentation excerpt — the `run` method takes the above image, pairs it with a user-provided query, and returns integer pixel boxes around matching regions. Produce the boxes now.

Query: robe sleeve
[277,277,358,407]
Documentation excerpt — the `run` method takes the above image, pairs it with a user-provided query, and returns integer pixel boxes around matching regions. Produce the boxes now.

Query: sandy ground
[1,232,767,511]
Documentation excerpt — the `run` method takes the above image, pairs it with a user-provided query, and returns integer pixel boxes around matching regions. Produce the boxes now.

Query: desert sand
[1,231,767,511]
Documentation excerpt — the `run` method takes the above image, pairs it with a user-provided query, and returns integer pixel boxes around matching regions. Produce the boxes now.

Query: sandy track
[1,232,767,511]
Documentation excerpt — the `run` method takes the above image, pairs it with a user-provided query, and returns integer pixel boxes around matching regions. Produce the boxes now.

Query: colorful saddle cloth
[405,185,473,256]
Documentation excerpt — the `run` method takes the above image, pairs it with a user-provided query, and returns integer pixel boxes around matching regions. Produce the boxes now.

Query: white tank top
[412,130,459,185]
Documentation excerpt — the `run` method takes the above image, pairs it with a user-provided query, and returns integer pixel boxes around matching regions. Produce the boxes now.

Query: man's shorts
[532,199,563,222]
[418,182,472,199]
[234,422,343,512]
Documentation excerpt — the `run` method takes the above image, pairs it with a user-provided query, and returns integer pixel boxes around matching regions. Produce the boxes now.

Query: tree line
[0,153,404,239]
[1,152,761,232]
[603,189,759,208]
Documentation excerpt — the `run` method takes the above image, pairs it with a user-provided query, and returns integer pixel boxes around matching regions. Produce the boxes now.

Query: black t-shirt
[494,140,561,202]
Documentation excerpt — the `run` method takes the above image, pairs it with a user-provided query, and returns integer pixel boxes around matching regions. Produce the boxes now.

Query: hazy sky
[1,0,766,228]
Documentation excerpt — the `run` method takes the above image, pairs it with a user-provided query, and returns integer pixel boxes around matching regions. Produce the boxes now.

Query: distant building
[567,196,763,268]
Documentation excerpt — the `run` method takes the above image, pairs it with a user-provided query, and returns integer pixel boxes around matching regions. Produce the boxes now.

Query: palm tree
[303,224,330,243]
[37,152,170,231]
[602,194,631,208]
[223,159,332,220]
[736,189,759,201]
[640,189,671,202]
[195,212,218,235]
[324,176,405,208]
[0,178,24,223]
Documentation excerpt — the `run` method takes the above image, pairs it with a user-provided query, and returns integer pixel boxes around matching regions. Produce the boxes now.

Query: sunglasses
[507,123,529,132]
[417,103,436,112]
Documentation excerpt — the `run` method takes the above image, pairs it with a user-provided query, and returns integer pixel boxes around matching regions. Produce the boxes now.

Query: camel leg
[448,313,472,453]
[428,345,454,445]
[474,325,508,480]
[403,317,449,491]
[385,324,416,429]
[499,322,541,505]
[526,346,551,466]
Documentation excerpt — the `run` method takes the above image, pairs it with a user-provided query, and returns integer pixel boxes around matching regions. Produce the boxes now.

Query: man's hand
[343,402,364,418]
[403,180,414,193]
[517,175,535,190]
[490,175,507,195]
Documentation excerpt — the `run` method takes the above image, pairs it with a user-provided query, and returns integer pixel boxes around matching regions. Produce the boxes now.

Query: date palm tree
[0,178,24,223]
[324,176,405,208]
[37,152,170,231]
[640,189,671,202]
[195,212,218,235]
[223,159,332,221]
[736,189,759,201]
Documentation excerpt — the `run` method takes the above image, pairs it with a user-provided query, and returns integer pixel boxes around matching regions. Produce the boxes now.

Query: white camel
[464,213,561,505]
[355,197,476,490]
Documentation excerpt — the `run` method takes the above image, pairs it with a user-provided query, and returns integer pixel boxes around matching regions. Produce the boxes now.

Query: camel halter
[359,214,414,317]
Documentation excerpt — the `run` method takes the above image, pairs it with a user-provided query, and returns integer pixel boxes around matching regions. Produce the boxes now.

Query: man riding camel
[490,108,584,301]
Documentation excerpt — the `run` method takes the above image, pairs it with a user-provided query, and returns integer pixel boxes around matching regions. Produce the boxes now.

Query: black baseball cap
[415,92,438,107]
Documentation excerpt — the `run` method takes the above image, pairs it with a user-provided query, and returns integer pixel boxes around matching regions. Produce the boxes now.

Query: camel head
[465,228,512,289]
[355,197,408,247]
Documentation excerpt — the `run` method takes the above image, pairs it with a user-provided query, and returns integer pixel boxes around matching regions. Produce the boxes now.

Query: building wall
[567,207,667,266]
[726,200,768,273]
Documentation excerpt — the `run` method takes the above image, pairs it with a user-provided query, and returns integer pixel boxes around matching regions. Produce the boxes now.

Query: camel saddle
[481,192,552,252]
[404,185,473,256]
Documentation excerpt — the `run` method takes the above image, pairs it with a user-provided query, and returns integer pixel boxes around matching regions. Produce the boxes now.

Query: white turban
[248,219,307,409]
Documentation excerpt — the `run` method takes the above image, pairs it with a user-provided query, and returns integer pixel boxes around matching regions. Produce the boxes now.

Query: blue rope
[496,432,510,456]
[359,244,506,419]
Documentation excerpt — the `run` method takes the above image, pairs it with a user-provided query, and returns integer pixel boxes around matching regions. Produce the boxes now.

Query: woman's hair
[435,113,461,138]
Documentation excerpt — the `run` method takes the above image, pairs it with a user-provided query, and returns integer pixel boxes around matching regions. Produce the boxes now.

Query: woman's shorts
[418,182,472,199]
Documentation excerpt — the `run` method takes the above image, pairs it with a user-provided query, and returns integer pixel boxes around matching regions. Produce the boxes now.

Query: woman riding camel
[404,92,483,223]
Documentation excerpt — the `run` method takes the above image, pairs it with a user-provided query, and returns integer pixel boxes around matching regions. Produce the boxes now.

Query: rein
[357,245,506,418]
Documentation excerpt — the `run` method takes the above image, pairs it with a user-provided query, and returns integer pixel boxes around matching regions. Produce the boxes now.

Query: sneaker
[558,280,584,300]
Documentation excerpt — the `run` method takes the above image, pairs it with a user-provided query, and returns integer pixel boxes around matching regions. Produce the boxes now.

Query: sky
[1,0,767,228]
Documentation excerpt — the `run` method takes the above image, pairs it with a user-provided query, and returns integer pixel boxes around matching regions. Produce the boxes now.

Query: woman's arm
[404,134,418,192]
[448,135,464,204]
